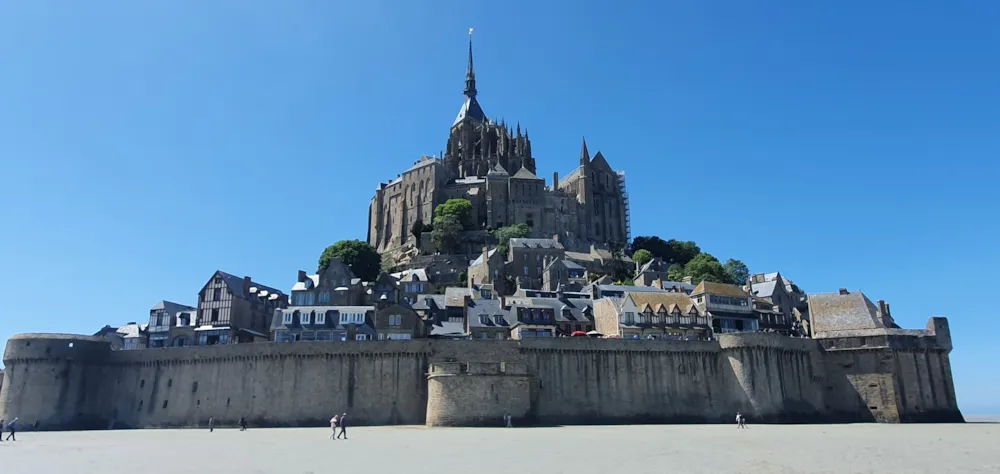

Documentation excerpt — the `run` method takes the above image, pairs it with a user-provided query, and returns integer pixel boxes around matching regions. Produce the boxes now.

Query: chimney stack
[244,276,252,294]
[839,288,849,295]
[297,270,307,282]
[553,172,559,189]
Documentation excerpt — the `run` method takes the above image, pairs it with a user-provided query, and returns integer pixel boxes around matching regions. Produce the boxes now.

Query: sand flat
[1,423,997,473]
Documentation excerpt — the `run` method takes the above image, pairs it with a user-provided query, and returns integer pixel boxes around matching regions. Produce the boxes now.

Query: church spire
[580,137,591,166]
[464,27,477,98]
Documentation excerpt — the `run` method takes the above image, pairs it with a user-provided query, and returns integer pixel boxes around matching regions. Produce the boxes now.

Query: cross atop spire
[464,27,477,98]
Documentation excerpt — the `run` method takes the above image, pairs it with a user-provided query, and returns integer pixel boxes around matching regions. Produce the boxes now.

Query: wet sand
[1,423,997,473]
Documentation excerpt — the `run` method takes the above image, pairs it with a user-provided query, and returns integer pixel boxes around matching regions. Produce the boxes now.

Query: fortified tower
[426,361,530,426]
[0,334,114,430]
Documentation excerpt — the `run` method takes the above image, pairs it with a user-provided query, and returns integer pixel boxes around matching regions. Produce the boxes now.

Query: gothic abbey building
[367,36,631,256]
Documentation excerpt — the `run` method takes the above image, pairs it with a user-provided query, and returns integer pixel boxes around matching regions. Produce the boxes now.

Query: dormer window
[300,312,311,325]
[493,315,503,325]
[480,315,489,325]
[282,312,293,325]
[316,312,326,325]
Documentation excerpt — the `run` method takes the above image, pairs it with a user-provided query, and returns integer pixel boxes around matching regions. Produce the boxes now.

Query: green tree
[666,263,685,282]
[683,253,729,284]
[666,240,701,266]
[632,249,654,267]
[723,258,750,285]
[630,236,701,266]
[410,220,426,247]
[434,198,473,229]
[607,239,632,282]
[318,240,382,281]
[492,223,532,255]
[381,255,398,274]
[431,215,463,253]
[630,236,670,259]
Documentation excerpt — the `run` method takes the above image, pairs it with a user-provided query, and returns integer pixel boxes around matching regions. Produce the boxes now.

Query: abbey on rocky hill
[368,33,630,256]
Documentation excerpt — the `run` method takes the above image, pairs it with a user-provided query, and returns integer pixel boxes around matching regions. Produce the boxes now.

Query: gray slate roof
[454,96,486,126]
[469,248,498,266]
[506,297,593,323]
[217,271,285,300]
[808,291,884,335]
[511,167,541,180]
[151,300,195,313]
[430,320,467,337]
[510,238,564,250]
[748,280,778,298]
[411,294,446,311]
[467,299,510,328]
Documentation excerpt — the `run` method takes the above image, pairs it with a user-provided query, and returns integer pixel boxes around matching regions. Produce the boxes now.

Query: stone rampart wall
[0,331,963,430]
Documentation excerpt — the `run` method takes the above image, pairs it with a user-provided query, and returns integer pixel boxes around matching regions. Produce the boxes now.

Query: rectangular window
[316,312,325,324]
[301,331,316,341]
[213,288,221,301]
[356,334,368,341]
[283,313,293,324]
[211,308,219,322]
[316,331,332,341]
[379,333,385,340]
[319,292,330,304]
[301,312,311,325]
[523,266,529,276]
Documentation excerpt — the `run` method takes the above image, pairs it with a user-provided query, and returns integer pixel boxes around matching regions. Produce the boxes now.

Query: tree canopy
[318,240,382,281]
[434,199,473,229]
[683,253,730,284]
[431,214,463,253]
[632,249,654,267]
[666,263,685,282]
[631,236,701,266]
[491,223,532,255]
[723,259,750,286]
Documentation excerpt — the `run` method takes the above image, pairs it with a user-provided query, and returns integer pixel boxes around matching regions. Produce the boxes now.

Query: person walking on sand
[208,417,215,433]
[0,418,5,442]
[739,413,748,429]
[329,415,339,440]
[336,413,348,439]
[5,418,17,441]
[238,417,247,431]
[735,412,742,429]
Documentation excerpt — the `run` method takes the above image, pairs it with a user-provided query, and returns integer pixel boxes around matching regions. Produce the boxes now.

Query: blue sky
[1,2,997,413]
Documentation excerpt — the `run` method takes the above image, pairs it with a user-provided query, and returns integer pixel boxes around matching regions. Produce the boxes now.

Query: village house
[691,281,757,334]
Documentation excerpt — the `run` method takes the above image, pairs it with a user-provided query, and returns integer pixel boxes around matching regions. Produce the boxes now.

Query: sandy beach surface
[1,422,997,473]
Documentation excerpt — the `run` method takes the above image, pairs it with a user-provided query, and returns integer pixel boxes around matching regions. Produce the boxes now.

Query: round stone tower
[426,361,531,427]
[0,334,113,430]
[718,332,825,423]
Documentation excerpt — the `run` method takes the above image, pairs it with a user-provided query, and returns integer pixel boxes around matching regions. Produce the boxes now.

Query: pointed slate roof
[453,96,487,126]
[511,166,541,180]
[488,162,509,176]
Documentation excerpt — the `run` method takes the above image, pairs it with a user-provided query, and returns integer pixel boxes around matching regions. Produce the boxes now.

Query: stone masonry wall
[0,331,962,430]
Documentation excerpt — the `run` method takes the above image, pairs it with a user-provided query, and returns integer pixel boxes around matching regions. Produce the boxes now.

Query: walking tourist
[735,412,742,429]
[1,418,5,441]
[5,418,17,441]
[238,416,247,431]
[739,413,748,429]
[504,413,513,428]
[208,417,215,432]
[336,413,348,439]
[329,415,339,439]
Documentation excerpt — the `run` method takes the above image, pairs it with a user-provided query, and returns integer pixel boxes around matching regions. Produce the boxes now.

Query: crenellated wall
[0,326,963,430]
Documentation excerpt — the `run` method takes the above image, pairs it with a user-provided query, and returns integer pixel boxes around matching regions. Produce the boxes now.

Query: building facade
[147,301,195,348]
[174,271,287,346]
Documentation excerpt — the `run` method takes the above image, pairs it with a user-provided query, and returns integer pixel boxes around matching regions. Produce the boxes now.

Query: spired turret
[446,30,535,179]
